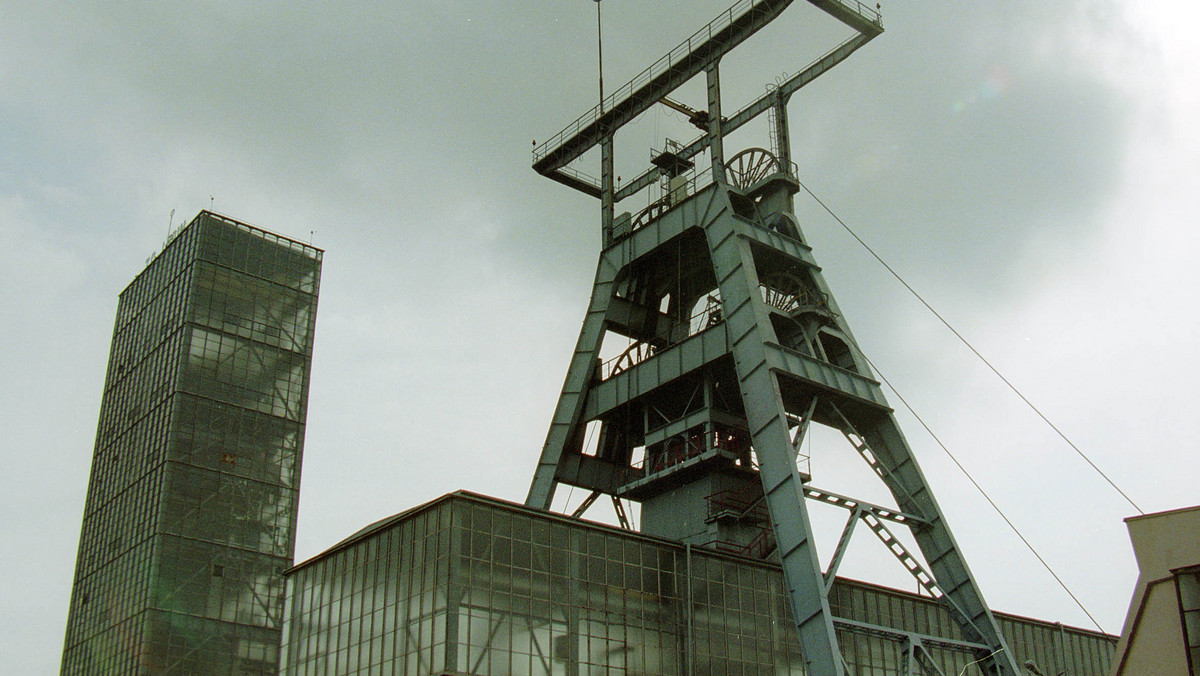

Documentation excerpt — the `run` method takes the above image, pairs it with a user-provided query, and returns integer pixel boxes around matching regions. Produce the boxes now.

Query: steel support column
[704,209,844,675]
[524,2,1020,674]
[707,62,725,178]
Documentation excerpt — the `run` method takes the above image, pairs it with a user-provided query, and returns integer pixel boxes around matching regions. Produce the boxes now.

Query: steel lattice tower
[525,2,1022,674]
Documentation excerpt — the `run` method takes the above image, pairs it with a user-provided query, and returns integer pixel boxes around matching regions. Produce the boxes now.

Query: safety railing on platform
[702,527,776,560]
[600,294,724,380]
[533,0,769,166]
[533,0,881,168]
[610,147,799,244]
[619,164,717,238]
[831,0,882,25]
[620,424,752,487]
[707,484,769,524]
[557,164,601,190]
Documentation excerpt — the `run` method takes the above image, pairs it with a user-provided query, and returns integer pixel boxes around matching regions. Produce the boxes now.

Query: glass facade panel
[62,211,322,675]
[281,492,1117,675]
[1175,568,1200,676]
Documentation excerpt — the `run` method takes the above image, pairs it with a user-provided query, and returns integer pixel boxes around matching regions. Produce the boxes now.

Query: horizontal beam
[546,168,602,199]
[553,453,626,495]
[644,407,748,447]
[615,32,875,202]
[803,485,928,526]
[807,0,883,36]
[604,296,678,345]
[583,327,730,420]
[534,0,796,176]
[766,341,890,411]
[832,617,991,655]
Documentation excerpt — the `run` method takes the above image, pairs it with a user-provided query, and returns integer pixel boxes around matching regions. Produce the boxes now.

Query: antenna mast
[595,0,605,114]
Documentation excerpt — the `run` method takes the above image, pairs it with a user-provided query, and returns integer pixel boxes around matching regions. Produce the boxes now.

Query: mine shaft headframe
[530,0,883,200]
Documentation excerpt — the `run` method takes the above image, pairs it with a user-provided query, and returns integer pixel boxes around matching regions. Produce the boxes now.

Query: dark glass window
[1176,568,1200,676]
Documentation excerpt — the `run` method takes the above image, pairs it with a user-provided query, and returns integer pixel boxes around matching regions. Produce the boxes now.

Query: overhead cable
[795,178,1144,516]
[861,349,1109,635]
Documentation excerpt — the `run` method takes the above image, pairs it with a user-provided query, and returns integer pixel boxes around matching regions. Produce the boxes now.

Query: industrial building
[61,1,1136,674]
[1110,505,1200,675]
[61,211,322,674]
[280,492,1116,675]
[284,1,1119,674]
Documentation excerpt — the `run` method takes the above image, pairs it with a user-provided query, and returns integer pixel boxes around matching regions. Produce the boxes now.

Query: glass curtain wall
[281,493,1116,676]
[62,212,321,675]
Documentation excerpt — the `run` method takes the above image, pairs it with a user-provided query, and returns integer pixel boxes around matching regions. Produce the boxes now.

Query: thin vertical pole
[595,0,605,114]
[596,0,613,245]
[772,93,791,166]
[601,136,614,245]
[706,63,724,178]
[685,543,695,676]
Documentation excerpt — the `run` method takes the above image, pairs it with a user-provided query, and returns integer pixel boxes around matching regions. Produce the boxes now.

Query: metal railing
[702,527,776,560]
[707,483,768,523]
[533,0,882,168]
[556,164,601,190]
[612,149,799,245]
[621,425,750,486]
[832,0,882,25]
[632,147,796,215]
[533,0,768,166]
[622,163,716,234]
[599,296,724,380]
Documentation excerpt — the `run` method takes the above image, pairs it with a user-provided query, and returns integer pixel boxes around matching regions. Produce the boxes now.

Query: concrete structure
[280,491,1117,675]
[1110,505,1200,675]
[61,211,322,674]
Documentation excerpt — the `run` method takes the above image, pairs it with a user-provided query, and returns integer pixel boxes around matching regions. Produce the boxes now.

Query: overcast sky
[3,1,1199,672]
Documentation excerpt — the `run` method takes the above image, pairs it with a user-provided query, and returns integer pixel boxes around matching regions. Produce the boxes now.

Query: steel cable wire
[861,349,1110,635]
[792,176,1134,634]
[795,178,1143,515]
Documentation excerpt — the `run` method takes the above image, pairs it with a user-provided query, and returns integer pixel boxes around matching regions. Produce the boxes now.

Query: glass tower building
[62,211,322,675]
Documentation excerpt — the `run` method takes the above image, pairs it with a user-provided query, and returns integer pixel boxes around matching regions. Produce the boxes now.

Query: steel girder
[533,0,797,179]
[701,196,846,675]
[615,31,875,202]
[534,0,883,200]
[525,0,1016,670]
[524,177,1020,675]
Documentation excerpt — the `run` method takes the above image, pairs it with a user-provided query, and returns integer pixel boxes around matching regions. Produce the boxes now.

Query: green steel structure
[526,2,1023,674]
[61,211,322,674]
[280,492,1116,675]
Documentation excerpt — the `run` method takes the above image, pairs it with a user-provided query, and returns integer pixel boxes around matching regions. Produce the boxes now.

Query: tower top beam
[614,31,873,202]
[531,0,881,195]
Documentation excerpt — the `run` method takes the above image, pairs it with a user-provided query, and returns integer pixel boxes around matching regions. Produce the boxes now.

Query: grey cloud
[0,2,1190,670]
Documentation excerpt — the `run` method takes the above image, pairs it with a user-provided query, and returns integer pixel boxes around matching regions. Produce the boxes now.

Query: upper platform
[531,0,883,196]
